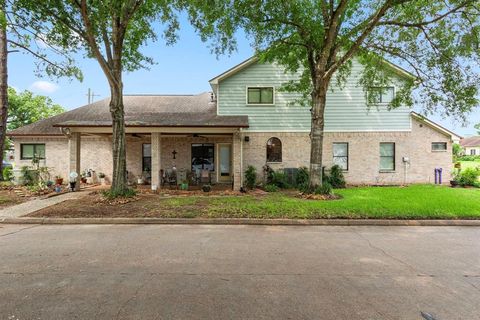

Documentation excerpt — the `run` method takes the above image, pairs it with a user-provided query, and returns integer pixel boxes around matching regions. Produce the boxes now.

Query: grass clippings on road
[27,184,480,220]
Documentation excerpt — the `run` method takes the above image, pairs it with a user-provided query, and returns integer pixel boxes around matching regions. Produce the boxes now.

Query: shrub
[325,165,346,188]
[2,166,13,181]
[21,166,38,186]
[244,165,257,189]
[295,167,309,189]
[457,168,480,187]
[264,184,279,192]
[268,171,290,189]
[314,182,333,195]
[202,184,212,192]
[458,155,480,162]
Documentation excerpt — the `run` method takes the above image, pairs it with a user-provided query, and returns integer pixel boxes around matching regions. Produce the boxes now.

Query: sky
[7,15,480,137]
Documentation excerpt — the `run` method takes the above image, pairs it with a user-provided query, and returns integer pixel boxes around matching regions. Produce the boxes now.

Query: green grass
[157,185,480,219]
[459,160,480,170]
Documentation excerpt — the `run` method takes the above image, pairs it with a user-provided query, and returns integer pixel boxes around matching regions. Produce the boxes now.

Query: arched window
[266,137,282,163]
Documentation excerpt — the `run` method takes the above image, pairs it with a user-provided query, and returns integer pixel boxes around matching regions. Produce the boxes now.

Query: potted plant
[55,175,63,185]
[80,173,87,184]
[202,184,211,192]
[180,179,189,190]
[98,172,106,185]
[451,168,461,187]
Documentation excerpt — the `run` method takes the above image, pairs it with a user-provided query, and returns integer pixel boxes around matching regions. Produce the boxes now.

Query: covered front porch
[64,126,243,191]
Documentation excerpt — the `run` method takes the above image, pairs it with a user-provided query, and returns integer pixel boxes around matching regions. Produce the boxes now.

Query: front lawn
[459,160,480,170]
[29,184,480,219]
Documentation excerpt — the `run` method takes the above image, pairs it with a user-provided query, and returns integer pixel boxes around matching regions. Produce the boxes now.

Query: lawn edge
[1,217,480,226]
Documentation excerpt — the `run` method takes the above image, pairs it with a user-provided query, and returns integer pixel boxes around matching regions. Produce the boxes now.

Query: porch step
[13,188,26,197]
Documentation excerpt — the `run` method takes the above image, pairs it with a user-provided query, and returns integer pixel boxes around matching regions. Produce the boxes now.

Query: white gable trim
[410,112,462,141]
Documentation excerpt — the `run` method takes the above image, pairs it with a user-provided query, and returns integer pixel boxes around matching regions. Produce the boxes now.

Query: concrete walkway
[0,191,89,219]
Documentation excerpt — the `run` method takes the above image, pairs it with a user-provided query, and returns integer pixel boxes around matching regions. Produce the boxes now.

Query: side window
[368,87,395,104]
[333,143,348,170]
[471,149,477,156]
[266,137,282,163]
[379,142,395,171]
[432,142,447,151]
[21,144,45,160]
[247,87,274,105]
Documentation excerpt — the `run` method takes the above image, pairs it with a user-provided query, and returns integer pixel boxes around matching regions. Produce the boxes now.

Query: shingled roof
[460,136,480,147]
[8,92,249,136]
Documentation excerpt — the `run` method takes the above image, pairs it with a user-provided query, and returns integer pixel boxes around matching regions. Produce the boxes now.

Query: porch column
[68,132,81,191]
[151,132,162,190]
[232,132,242,191]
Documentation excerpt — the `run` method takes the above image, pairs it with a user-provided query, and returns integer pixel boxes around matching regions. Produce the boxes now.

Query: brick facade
[12,135,235,186]
[12,117,453,187]
[241,117,453,185]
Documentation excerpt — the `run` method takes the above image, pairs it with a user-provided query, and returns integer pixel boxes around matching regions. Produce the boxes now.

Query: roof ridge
[123,92,210,97]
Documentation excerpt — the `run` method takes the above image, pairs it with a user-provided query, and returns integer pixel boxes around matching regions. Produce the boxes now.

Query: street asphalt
[0,224,479,319]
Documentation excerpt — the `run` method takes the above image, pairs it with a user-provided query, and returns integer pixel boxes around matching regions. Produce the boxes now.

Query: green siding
[217,60,411,132]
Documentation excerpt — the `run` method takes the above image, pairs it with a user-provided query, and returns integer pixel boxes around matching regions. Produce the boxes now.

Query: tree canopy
[7,87,64,130]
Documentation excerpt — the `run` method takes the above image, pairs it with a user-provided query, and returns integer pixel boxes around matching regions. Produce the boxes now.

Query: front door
[217,143,232,182]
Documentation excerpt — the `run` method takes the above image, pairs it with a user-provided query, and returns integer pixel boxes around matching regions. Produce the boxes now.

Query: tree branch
[378,0,472,27]
[7,39,72,74]
[325,0,395,79]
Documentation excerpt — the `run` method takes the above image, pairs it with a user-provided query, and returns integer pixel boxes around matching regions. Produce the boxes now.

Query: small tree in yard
[8,88,65,130]
[14,0,181,196]
[188,0,480,191]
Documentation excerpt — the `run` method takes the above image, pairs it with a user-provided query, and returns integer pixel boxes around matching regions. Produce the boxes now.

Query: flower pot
[137,178,144,185]
[55,178,63,185]
[100,178,106,185]
[180,183,188,190]
[81,177,87,184]
[450,180,459,187]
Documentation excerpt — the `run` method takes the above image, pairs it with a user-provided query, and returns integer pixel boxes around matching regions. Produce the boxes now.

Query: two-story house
[8,57,460,189]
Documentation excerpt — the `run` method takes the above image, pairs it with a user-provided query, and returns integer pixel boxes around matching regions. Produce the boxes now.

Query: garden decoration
[69,171,78,191]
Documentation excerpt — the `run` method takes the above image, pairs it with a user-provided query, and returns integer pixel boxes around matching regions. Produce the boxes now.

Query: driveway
[0,224,479,319]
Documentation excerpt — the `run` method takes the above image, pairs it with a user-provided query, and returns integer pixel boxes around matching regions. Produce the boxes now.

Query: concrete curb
[1,217,480,226]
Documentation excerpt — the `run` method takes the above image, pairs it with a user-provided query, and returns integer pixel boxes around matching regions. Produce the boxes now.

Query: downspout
[240,128,244,188]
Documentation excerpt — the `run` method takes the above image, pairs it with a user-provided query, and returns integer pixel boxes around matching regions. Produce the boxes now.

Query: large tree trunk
[308,85,328,189]
[0,3,8,180]
[109,78,127,194]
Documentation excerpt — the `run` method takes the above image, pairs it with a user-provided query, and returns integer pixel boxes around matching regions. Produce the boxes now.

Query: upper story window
[379,142,395,171]
[247,87,274,105]
[21,143,45,160]
[266,137,282,162]
[368,87,395,104]
[333,143,349,170]
[432,142,447,152]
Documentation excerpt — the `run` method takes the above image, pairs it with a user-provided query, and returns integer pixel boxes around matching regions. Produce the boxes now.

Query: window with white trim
[471,149,477,156]
[266,137,282,162]
[379,143,395,171]
[333,143,348,170]
[21,144,45,160]
[247,87,274,104]
[432,142,447,151]
[368,87,395,103]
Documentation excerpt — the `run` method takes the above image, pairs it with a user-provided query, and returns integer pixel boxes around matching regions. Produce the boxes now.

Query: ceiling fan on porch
[191,133,209,139]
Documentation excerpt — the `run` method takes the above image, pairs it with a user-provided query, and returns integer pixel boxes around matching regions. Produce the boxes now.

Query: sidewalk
[0,191,90,219]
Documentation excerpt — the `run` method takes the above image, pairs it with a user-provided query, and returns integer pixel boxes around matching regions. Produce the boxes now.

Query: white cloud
[29,81,59,94]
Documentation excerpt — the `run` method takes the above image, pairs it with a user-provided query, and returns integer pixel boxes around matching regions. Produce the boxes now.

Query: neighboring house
[460,136,480,156]
[8,57,461,189]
